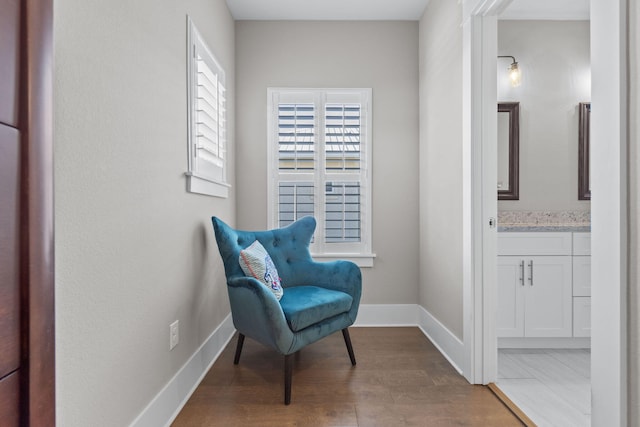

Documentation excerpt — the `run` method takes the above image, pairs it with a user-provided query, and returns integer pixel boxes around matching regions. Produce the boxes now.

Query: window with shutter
[267,88,374,267]
[186,17,230,198]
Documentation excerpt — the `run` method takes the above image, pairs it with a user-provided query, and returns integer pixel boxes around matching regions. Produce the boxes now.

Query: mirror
[578,102,591,200]
[498,102,520,200]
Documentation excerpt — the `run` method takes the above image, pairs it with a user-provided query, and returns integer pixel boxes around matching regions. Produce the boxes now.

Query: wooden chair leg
[342,328,356,366]
[233,333,245,365]
[284,354,293,405]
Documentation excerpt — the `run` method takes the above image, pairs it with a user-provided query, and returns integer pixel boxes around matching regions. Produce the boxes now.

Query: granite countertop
[498,225,591,232]
[497,211,591,233]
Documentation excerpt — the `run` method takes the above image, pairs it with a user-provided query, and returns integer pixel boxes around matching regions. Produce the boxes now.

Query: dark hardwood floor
[173,327,523,426]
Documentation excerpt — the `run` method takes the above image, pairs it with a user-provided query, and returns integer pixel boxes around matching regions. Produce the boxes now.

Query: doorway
[493,8,591,426]
[463,0,628,425]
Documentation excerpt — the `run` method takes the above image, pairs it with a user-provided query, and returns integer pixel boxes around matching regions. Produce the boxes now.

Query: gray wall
[54,0,235,425]
[498,20,591,212]
[418,0,464,339]
[235,21,420,304]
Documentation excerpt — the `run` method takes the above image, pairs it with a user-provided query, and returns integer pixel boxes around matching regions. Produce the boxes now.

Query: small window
[267,88,375,267]
[186,17,229,198]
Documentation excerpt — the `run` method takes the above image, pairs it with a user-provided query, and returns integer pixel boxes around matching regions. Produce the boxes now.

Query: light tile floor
[497,349,591,427]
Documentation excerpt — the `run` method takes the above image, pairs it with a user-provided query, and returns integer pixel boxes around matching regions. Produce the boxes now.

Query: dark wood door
[0,0,55,424]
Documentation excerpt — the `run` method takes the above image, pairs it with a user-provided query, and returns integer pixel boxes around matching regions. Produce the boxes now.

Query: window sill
[311,253,376,268]
[186,173,230,198]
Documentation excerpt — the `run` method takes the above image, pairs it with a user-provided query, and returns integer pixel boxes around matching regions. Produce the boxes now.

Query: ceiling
[500,0,589,20]
[225,0,590,21]
[225,0,431,20]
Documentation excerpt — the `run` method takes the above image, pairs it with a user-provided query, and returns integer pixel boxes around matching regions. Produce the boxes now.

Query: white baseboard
[353,304,418,326]
[499,337,591,349]
[130,304,466,427]
[416,305,465,374]
[129,314,236,427]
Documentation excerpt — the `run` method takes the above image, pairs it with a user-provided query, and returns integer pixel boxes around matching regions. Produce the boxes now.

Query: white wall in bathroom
[498,20,591,212]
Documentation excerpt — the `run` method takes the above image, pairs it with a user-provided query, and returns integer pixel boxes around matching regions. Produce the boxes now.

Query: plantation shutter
[192,35,226,182]
[274,92,317,230]
[324,94,365,245]
[268,89,372,258]
[186,17,229,198]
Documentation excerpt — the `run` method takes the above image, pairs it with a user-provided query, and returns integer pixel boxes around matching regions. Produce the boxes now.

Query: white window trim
[186,16,230,198]
[267,88,375,267]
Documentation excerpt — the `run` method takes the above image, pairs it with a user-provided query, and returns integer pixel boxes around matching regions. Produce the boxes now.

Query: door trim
[461,0,507,385]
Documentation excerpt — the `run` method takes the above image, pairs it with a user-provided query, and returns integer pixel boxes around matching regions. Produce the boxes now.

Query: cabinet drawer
[573,232,591,256]
[573,297,591,337]
[573,256,591,296]
[497,232,572,256]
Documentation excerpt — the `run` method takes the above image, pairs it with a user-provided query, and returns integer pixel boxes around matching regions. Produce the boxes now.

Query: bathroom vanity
[497,229,591,347]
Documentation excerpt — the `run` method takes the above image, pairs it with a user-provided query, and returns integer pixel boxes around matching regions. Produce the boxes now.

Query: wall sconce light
[498,55,521,87]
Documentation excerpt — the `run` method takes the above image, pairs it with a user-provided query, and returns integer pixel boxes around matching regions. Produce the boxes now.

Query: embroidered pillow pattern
[239,240,284,300]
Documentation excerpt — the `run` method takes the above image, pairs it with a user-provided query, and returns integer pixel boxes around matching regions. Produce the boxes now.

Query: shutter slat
[188,20,229,190]
[197,148,223,166]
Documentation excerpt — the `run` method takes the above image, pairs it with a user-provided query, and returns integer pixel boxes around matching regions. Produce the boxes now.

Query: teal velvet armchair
[211,216,362,404]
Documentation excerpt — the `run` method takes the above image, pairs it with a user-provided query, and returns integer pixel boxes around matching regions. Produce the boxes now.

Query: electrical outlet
[169,320,179,350]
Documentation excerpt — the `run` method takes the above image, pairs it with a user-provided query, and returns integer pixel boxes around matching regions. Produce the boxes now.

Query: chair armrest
[226,276,295,353]
[291,260,361,294]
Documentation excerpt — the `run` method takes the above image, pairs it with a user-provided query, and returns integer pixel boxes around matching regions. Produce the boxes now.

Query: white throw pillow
[238,240,284,300]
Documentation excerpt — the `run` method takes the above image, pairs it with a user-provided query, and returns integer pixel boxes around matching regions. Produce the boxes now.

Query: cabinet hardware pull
[520,260,525,285]
[528,260,534,286]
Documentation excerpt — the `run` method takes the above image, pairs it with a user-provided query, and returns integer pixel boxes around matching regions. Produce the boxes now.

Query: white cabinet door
[497,257,525,337]
[524,256,573,337]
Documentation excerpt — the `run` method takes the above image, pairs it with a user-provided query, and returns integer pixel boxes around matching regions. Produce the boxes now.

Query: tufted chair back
[212,216,316,287]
